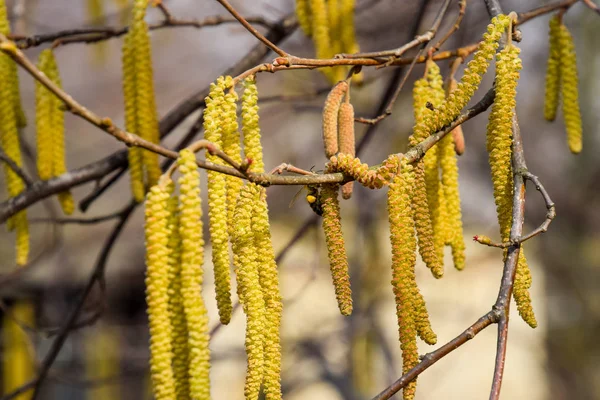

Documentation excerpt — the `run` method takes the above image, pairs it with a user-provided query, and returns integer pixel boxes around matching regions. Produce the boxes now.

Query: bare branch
[0,149,33,187]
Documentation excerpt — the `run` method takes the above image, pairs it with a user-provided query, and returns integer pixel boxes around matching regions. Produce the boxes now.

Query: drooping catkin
[321,183,353,316]
[177,149,211,399]
[295,0,312,36]
[253,189,283,400]
[38,49,74,215]
[2,301,35,400]
[387,160,420,400]
[35,51,53,181]
[165,194,191,399]
[448,77,465,155]
[242,77,264,173]
[322,81,348,158]
[328,153,400,190]
[338,101,355,199]
[144,180,177,400]
[204,78,232,325]
[544,16,561,122]
[558,22,582,154]
[514,251,537,328]
[232,184,265,400]
[0,1,28,265]
[328,0,341,58]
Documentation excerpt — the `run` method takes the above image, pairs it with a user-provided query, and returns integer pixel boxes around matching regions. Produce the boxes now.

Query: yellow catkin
[296,0,312,36]
[338,101,355,199]
[122,31,145,202]
[387,160,420,400]
[253,189,283,400]
[221,78,244,238]
[327,0,345,82]
[144,180,176,400]
[2,301,35,400]
[232,184,265,400]
[85,325,120,400]
[310,0,336,82]
[328,153,400,189]
[339,0,360,57]
[177,149,211,399]
[165,194,191,399]
[486,44,536,327]
[42,50,74,215]
[35,51,53,181]
[414,15,511,142]
[544,16,561,122]
[558,22,582,154]
[322,81,348,158]
[321,183,353,316]
[0,1,28,265]
[439,133,466,270]
[242,77,264,173]
[448,77,465,155]
[204,78,232,325]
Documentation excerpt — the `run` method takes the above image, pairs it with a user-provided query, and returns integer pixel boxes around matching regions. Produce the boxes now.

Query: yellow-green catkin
[204,78,232,325]
[177,149,211,399]
[232,184,265,400]
[338,101,355,199]
[448,78,465,155]
[0,0,28,265]
[124,0,162,201]
[321,183,353,316]
[296,0,312,36]
[144,180,177,400]
[329,153,400,189]
[322,81,348,158]
[2,301,35,400]
[339,0,362,84]
[558,22,582,154]
[544,16,561,122]
[85,325,120,400]
[387,160,420,400]
[486,44,537,328]
[253,189,283,400]
[165,194,190,399]
[242,77,264,173]
[309,0,336,83]
[36,49,74,215]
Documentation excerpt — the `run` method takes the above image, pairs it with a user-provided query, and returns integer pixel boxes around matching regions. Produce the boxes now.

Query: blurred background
[0,0,599,399]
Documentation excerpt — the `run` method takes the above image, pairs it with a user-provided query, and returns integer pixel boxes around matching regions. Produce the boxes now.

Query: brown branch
[582,0,600,14]
[214,0,288,57]
[432,0,467,51]
[29,211,123,225]
[518,171,556,243]
[516,0,578,25]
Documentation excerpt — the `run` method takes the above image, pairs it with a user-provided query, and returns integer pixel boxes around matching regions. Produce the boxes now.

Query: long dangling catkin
[447,77,465,155]
[321,183,353,316]
[558,22,582,154]
[177,149,211,399]
[232,184,265,400]
[41,50,74,215]
[144,180,177,400]
[2,301,35,400]
[296,0,312,36]
[165,194,191,399]
[242,77,264,173]
[35,51,53,181]
[122,31,145,202]
[309,0,338,82]
[486,44,537,328]
[0,1,28,265]
[338,101,355,199]
[322,81,348,158]
[204,78,233,325]
[253,189,283,400]
[387,159,420,400]
[0,2,26,129]
[544,16,561,122]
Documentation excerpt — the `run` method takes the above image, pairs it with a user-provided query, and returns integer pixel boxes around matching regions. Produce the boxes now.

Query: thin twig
[0,149,33,187]
[432,0,467,51]
[29,211,123,225]
[214,0,288,57]
[518,171,556,243]
[582,0,600,14]
[517,0,578,25]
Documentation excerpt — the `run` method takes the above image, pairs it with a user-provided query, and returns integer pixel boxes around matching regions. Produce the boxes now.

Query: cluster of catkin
[123,0,162,202]
[544,15,582,154]
[36,49,74,215]
[144,76,283,400]
[0,0,28,266]
[295,0,361,83]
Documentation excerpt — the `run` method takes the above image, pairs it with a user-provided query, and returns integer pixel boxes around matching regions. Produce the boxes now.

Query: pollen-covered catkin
[144,180,176,400]
[558,22,582,154]
[177,149,211,399]
[544,16,561,122]
[328,153,400,189]
[253,189,283,400]
[338,101,355,199]
[514,251,537,328]
[321,183,353,316]
[232,184,265,400]
[322,81,348,158]
[295,0,312,36]
[35,51,53,181]
[0,2,25,129]
[387,159,420,400]
[242,77,264,173]
[165,194,190,399]
[204,79,232,325]
[448,77,465,155]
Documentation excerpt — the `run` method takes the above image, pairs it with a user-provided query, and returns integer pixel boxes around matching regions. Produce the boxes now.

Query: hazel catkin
[295,0,312,36]
[177,149,211,399]
[544,16,561,122]
[321,183,353,316]
[338,101,355,199]
[557,22,582,154]
[322,80,348,158]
